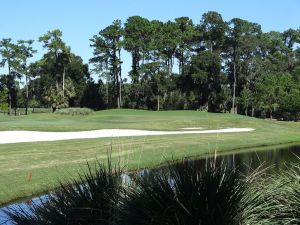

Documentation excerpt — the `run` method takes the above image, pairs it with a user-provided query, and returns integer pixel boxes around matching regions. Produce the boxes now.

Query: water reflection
[0,196,48,225]
[219,145,300,173]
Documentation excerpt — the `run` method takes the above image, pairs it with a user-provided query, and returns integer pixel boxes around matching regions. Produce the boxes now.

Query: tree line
[1,11,300,120]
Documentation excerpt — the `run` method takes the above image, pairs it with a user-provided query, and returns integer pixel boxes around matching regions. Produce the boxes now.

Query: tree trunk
[118,49,122,108]
[181,50,184,76]
[25,75,29,115]
[251,107,255,117]
[56,80,59,93]
[167,57,173,77]
[157,94,160,111]
[8,63,11,115]
[270,108,273,120]
[170,57,174,76]
[62,66,65,98]
[116,73,120,109]
[105,63,109,108]
[118,80,122,108]
[106,76,109,108]
[232,62,237,114]
[8,91,11,116]
[132,50,139,83]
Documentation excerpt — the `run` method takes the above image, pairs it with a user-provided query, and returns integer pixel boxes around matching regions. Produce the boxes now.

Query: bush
[54,107,95,116]
[31,108,52,114]
[120,160,246,225]
[5,160,124,225]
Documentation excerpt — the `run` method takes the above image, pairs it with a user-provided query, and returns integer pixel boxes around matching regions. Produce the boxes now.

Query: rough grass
[0,109,300,205]
[54,108,95,116]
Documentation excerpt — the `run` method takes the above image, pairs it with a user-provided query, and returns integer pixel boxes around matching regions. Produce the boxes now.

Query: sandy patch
[0,128,254,145]
[180,127,204,130]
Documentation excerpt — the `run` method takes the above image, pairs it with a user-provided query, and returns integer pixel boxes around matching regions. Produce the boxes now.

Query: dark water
[204,145,300,173]
[0,145,299,224]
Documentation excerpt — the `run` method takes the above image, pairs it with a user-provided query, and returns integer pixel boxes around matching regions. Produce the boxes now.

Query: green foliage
[2,12,300,119]
[238,88,253,115]
[255,73,294,118]
[0,38,25,114]
[124,16,152,83]
[80,80,105,110]
[280,89,300,121]
[90,20,123,108]
[32,34,89,110]
[200,11,228,51]
[42,87,66,109]
[0,88,9,113]
[54,107,95,116]
[38,29,66,55]
[184,51,226,112]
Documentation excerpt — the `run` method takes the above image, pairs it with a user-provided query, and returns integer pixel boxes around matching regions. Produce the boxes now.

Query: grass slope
[0,109,300,205]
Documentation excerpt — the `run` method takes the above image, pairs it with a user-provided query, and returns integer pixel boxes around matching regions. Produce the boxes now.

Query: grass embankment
[0,109,300,205]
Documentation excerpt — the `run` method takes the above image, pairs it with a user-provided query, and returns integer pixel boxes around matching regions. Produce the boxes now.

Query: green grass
[0,109,300,205]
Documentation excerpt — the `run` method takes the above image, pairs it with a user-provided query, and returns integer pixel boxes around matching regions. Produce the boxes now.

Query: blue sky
[1,0,300,79]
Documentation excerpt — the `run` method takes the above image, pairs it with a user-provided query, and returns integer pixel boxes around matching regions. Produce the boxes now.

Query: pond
[0,144,299,224]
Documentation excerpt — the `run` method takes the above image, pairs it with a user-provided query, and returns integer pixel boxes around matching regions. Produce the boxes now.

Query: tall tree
[174,17,196,76]
[226,18,261,113]
[160,21,180,76]
[282,28,300,49]
[39,29,69,96]
[90,20,123,108]
[17,40,36,115]
[124,16,152,84]
[200,11,227,53]
[0,38,22,115]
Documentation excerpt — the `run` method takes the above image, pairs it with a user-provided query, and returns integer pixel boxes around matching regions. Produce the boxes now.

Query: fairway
[0,109,300,205]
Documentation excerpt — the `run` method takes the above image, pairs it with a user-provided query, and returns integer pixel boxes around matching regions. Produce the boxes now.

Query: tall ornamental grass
[5,157,299,225]
[242,160,300,225]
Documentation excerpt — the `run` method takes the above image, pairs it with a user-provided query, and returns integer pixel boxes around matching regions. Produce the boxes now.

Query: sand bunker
[0,128,254,145]
[180,127,204,130]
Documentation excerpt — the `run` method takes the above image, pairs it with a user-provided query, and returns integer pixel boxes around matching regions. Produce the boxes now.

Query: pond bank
[0,144,299,225]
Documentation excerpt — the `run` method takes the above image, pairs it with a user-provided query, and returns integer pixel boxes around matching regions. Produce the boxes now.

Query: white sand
[180,127,204,130]
[0,128,254,145]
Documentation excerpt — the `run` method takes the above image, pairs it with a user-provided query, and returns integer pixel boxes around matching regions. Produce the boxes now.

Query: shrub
[120,160,246,225]
[54,107,95,116]
[31,108,52,114]
[5,159,124,225]
[242,162,300,225]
